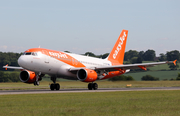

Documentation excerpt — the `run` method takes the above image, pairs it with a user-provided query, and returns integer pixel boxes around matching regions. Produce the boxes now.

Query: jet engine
[77,68,98,82]
[19,70,44,83]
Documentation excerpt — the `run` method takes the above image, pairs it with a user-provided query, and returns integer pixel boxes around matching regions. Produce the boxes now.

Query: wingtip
[173,60,177,66]
[5,64,8,70]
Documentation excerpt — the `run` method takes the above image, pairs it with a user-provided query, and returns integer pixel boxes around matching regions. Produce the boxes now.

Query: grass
[0,81,180,90]
[124,70,180,81]
[0,90,180,116]
[123,62,180,81]
[148,63,170,70]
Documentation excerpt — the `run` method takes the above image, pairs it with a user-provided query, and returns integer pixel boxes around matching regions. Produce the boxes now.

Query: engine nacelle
[19,70,44,83]
[77,68,98,82]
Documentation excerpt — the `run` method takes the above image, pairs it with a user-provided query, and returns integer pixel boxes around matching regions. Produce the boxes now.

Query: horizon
[0,48,178,57]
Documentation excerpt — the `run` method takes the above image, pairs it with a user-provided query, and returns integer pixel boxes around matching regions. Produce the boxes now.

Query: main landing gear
[50,83,60,90]
[88,83,98,90]
[50,77,60,90]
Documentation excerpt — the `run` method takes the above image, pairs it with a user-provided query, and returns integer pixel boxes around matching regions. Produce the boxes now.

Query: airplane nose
[18,56,27,67]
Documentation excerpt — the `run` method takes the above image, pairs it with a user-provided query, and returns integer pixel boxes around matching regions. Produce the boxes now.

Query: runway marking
[0,87,180,95]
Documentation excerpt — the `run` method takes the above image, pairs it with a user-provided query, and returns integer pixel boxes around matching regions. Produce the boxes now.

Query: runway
[0,87,180,95]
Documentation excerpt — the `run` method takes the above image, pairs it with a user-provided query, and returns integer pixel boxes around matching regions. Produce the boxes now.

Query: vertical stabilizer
[107,30,128,65]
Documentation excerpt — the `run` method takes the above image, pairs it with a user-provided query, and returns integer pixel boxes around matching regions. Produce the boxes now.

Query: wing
[3,65,24,70]
[69,60,176,73]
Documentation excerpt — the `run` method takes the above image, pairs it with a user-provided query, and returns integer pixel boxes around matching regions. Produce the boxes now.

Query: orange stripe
[25,48,86,68]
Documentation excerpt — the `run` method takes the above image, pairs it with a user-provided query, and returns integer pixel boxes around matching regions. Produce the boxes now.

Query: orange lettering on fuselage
[49,52,68,58]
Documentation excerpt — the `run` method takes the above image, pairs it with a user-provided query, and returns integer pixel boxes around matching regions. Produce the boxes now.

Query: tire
[34,82,37,86]
[50,84,55,90]
[88,83,93,90]
[55,83,60,90]
[34,81,40,86]
[36,81,40,86]
[93,83,98,90]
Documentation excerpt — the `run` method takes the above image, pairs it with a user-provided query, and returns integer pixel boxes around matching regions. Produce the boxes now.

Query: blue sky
[0,0,180,56]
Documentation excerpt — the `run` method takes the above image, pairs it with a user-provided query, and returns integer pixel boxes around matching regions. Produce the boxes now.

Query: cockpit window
[25,52,32,55]
[23,52,38,56]
[32,52,38,56]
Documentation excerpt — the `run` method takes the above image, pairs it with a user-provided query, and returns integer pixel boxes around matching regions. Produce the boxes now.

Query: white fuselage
[18,51,112,80]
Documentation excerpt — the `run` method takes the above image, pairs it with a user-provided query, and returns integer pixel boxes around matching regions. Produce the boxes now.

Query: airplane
[3,30,176,90]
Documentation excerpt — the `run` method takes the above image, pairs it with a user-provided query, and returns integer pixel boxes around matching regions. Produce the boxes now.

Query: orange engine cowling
[19,70,39,83]
[77,68,98,82]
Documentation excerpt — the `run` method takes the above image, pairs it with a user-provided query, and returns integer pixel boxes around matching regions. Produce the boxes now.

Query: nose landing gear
[34,81,40,86]
[34,72,43,86]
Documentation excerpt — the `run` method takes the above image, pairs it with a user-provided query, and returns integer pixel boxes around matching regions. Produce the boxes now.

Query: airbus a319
[3,30,176,90]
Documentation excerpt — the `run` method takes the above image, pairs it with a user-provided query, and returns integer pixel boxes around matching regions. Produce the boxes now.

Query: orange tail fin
[107,30,128,65]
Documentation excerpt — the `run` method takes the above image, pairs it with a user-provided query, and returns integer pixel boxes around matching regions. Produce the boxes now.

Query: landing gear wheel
[93,83,98,90]
[34,81,39,86]
[88,83,98,90]
[50,83,60,91]
[55,83,60,90]
[88,83,93,90]
[50,84,55,90]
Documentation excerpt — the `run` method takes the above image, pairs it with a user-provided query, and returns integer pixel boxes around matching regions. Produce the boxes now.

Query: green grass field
[122,62,180,81]
[124,70,180,81]
[0,90,180,116]
[0,81,180,90]
[0,62,179,115]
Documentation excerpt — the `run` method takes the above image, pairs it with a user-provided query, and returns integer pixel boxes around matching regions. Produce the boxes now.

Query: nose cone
[18,56,27,68]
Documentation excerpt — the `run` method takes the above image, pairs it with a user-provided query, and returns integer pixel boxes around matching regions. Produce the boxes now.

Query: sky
[0,0,180,56]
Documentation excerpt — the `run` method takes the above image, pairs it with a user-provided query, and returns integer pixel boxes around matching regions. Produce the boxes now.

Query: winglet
[5,64,8,70]
[173,60,177,66]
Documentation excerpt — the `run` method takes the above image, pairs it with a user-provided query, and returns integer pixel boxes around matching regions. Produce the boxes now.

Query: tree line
[83,49,180,63]
[0,71,20,82]
[0,52,21,71]
[83,49,180,70]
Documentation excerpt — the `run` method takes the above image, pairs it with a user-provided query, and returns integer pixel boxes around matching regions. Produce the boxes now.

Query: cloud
[0,45,8,50]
